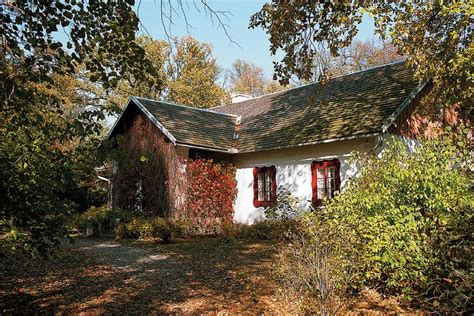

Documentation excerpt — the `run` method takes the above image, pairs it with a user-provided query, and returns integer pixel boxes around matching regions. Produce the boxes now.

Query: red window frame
[311,159,341,205]
[253,166,277,207]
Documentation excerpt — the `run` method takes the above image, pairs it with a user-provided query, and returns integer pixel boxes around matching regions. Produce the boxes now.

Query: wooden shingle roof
[214,61,424,152]
[110,61,425,153]
[135,97,238,152]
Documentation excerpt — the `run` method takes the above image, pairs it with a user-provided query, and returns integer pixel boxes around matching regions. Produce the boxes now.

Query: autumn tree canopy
[296,39,402,84]
[167,36,228,108]
[250,2,472,118]
[109,36,228,109]
[227,59,288,97]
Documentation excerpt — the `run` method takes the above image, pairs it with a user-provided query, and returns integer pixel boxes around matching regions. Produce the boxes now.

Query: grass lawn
[0,237,285,314]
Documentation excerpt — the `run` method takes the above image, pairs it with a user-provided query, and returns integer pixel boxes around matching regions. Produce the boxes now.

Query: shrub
[115,217,178,243]
[148,217,173,243]
[276,218,357,314]
[115,223,129,240]
[70,205,128,236]
[297,130,473,312]
[218,218,301,241]
[169,218,193,238]
[264,187,302,221]
[123,217,143,239]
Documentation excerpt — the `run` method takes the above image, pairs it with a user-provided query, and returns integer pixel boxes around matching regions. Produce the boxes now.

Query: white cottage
[108,61,428,223]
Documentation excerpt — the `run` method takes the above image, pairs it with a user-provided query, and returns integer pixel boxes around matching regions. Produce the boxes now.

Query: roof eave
[381,80,429,133]
[177,142,238,154]
[237,132,383,154]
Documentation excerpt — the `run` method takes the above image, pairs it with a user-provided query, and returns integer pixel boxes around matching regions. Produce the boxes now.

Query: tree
[107,36,169,111]
[109,36,228,109]
[250,2,472,119]
[227,59,289,97]
[340,40,401,72]
[295,40,402,84]
[167,36,228,108]
[228,59,266,97]
[0,0,234,256]
[1,0,157,255]
[263,80,290,94]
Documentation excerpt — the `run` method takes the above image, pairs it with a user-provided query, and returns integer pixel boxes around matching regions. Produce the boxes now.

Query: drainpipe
[97,176,113,212]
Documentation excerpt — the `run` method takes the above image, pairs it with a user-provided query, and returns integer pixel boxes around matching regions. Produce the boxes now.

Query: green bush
[218,218,301,241]
[251,218,301,240]
[264,187,302,221]
[115,223,129,240]
[149,218,173,243]
[114,215,302,243]
[170,219,193,238]
[275,216,357,314]
[69,205,129,236]
[297,131,473,312]
[123,217,144,239]
[115,217,178,243]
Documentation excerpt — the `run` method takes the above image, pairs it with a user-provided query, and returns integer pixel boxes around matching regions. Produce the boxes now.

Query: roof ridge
[212,59,407,110]
[134,96,239,118]
[328,58,407,81]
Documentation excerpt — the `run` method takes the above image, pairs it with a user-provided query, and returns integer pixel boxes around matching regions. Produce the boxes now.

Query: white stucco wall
[232,136,377,223]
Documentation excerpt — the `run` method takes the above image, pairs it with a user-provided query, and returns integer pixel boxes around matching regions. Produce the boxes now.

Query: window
[253,166,276,207]
[311,159,341,205]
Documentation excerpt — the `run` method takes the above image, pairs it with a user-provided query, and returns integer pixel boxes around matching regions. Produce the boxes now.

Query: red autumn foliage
[185,159,237,222]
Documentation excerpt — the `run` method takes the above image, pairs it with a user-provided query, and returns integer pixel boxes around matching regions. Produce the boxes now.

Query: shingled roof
[214,61,425,152]
[110,61,425,153]
[109,97,238,152]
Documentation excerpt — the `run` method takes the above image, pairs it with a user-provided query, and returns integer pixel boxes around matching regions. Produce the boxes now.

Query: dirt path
[1,237,283,314]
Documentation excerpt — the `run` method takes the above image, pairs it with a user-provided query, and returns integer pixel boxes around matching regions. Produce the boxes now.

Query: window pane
[327,167,335,180]
[328,167,336,198]
[327,182,334,198]
[317,178,326,199]
[258,173,264,201]
[265,170,272,201]
[317,178,326,189]
[317,168,325,179]
[317,187,326,199]
[329,176,335,188]
[266,189,271,201]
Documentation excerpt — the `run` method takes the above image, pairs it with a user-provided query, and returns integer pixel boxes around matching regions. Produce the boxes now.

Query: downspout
[97,176,113,211]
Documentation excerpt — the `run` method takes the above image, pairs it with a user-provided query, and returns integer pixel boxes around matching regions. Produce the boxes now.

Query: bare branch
[135,0,240,48]
[198,0,240,48]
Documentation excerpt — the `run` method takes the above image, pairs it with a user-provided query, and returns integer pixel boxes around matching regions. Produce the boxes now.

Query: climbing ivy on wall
[111,115,181,217]
[111,116,237,223]
[185,159,238,223]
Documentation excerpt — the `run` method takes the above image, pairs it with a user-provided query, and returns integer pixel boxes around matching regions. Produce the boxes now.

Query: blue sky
[135,0,376,78]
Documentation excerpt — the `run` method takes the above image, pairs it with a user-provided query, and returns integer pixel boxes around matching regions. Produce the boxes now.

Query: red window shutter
[311,159,341,205]
[253,167,260,207]
[311,161,321,205]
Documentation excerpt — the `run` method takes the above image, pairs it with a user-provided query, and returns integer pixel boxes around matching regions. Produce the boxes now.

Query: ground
[0,237,284,314]
[1,237,413,314]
